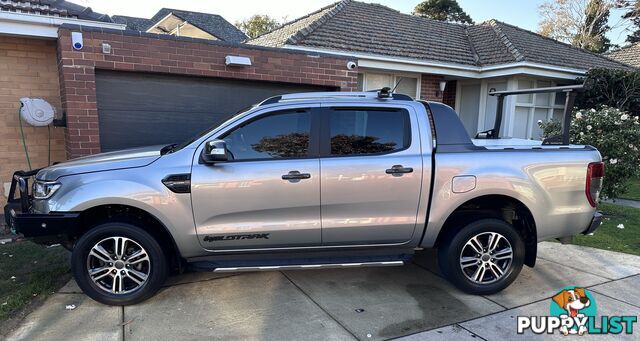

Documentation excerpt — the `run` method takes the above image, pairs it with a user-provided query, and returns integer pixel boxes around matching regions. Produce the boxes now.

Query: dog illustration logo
[519,286,635,336]
[550,287,596,336]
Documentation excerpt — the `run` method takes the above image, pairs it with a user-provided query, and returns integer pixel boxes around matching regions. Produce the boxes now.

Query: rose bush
[539,106,640,199]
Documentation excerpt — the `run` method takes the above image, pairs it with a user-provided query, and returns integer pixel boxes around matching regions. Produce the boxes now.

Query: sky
[73,0,633,46]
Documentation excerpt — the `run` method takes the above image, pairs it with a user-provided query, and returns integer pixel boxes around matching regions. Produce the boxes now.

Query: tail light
[586,162,604,207]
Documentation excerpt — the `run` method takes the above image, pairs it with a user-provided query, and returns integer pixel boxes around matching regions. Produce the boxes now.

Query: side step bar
[212,261,405,273]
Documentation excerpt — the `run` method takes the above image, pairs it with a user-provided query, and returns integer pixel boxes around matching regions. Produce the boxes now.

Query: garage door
[95,71,336,152]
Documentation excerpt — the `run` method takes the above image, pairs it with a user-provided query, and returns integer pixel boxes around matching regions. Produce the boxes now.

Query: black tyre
[438,218,525,295]
[71,222,168,305]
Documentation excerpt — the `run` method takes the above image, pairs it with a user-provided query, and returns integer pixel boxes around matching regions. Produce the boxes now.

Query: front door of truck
[319,105,423,245]
[191,105,322,250]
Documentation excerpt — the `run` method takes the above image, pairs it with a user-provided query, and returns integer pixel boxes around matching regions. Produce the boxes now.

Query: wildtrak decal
[203,234,270,242]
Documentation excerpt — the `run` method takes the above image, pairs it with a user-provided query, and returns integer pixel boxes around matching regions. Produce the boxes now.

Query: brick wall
[420,74,445,102]
[57,26,358,159]
[0,36,65,206]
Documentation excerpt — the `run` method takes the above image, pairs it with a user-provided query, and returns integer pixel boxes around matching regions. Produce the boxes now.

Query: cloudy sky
[73,0,633,46]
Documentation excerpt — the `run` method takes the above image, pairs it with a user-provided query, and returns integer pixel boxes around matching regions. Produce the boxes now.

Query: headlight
[32,181,61,199]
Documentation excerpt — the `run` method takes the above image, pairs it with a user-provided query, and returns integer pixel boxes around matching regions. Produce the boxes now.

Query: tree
[236,15,280,39]
[618,0,640,43]
[413,0,474,24]
[538,0,614,52]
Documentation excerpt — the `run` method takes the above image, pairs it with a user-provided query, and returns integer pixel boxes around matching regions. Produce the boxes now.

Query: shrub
[575,68,640,117]
[538,106,640,199]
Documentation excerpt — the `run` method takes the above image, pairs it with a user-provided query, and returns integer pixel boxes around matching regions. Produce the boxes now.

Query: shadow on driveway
[7,242,640,340]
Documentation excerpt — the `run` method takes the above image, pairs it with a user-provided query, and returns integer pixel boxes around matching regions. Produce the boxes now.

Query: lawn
[619,178,640,201]
[0,241,70,321]
[573,203,640,256]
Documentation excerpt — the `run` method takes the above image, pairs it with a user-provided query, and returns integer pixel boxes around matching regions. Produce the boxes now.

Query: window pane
[555,91,566,106]
[553,109,564,121]
[517,80,533,103]
[329,109,409,155]
[223,110,311,160]
[395,77,418,98]
[513,106,531,138]
[365,73,393,91]
[532,108,549,140]
[535,81,551,106]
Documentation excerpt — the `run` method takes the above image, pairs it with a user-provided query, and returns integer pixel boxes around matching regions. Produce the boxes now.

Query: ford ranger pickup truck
[4,90,603,305]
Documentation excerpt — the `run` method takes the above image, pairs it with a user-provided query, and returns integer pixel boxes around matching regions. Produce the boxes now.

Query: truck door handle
[282,171,311,180]
[385,165,413,174]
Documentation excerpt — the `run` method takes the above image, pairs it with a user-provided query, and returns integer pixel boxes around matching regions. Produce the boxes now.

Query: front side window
[222,109,311,160]
[328,108,410,156]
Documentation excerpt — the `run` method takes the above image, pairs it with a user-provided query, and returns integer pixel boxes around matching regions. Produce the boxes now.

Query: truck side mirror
[202,140,228,164]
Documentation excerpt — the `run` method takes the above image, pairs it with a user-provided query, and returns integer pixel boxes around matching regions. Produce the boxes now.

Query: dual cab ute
[4,89,604,305]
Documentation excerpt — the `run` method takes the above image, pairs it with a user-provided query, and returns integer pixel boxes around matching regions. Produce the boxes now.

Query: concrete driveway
[7,242,640,340]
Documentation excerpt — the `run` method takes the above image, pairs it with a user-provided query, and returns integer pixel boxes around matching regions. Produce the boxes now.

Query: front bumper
[4,169,79,244]
[582,211,603,235]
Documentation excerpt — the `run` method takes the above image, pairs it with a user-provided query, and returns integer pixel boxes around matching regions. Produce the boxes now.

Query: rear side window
[222,109,311,160]
[328,108,410,156]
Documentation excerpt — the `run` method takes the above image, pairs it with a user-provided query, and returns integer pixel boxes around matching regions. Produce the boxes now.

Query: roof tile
[606,43,640,68]
[249,0,628,70]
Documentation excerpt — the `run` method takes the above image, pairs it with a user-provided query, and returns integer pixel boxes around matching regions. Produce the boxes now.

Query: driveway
[7,242,640,340]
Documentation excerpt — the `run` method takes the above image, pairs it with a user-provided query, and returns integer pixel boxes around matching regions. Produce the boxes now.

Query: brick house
[250,0,628,138]
[0,1,357,206]
[0,0,123,206]
[0,0,629,208]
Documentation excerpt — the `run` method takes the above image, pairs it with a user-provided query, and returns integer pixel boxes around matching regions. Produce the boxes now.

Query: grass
[573,203,640,256]
[0,240,70,321]
[619,177,640,201]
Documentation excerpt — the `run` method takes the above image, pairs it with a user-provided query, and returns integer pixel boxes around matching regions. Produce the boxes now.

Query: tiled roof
[111,15,151,31]
[251,0,477,65]
[113,8,247,43]
[482,20,627,70]
[606,43,640,67]
[0,0,112,22]
[249,0,628,70]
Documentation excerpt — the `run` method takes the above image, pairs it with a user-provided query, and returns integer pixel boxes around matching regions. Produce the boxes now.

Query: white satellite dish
[19,97,55,126]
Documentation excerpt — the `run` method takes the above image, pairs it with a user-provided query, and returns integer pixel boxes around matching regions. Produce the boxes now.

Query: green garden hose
[18,107,32,171]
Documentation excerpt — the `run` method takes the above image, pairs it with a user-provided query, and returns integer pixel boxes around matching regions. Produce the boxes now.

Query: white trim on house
[357,69,422,99]
[282,45,587,80]
[0,11,126,38]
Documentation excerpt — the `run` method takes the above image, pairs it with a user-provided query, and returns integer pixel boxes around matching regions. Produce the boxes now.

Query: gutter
[283,45,588,79]
[0,11,126,38]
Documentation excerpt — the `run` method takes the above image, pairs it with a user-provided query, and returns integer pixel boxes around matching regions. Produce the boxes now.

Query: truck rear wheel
[438,218,524,295]
[71,222,168,305]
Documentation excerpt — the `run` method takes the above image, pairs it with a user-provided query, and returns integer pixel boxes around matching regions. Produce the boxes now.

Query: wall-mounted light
[436,80,447,97]
[225,55,252,67]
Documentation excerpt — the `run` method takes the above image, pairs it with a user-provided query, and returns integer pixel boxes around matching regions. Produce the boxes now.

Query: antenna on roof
[391,77,403,93]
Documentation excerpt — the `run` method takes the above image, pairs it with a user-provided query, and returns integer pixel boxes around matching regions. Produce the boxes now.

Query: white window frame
[513,78,565,139]
[357,71,421,99]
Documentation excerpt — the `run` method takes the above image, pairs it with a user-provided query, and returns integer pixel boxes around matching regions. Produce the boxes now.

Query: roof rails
[258,88,413,106]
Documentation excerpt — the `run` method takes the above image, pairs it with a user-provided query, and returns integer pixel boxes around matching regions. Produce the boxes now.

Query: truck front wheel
[71,222,168,305]
[438,219,524,295]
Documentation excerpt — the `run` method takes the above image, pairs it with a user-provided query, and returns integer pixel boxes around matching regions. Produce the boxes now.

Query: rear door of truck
[318,102,425,245]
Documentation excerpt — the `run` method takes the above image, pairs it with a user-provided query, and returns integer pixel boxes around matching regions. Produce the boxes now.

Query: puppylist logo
[517,286,637,336]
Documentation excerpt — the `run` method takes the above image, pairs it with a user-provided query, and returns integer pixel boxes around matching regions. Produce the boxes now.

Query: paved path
[605,198,640,209]
[6,242,640,340]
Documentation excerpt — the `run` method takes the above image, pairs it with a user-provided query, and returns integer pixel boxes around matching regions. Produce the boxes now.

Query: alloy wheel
[86,236,151,294]
[459,232,513,284]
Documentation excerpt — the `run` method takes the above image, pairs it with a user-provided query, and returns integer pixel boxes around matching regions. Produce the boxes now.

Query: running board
[212,261,405,273]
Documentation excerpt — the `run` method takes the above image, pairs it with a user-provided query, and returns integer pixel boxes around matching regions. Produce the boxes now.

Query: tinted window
[329,108,410,156]
[222,109,311,160]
